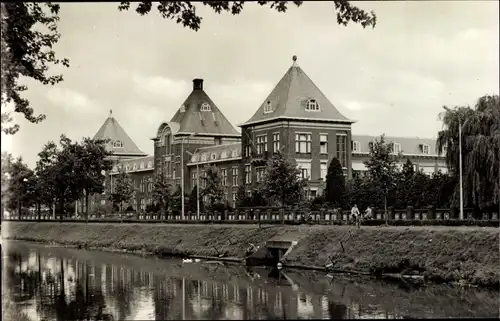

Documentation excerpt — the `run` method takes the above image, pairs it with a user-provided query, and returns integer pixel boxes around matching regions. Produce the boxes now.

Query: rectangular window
[201,171,207,188]
[336,133,347,167]
[273,133,280,153]
[256,135,268,155]
[320,162,327,180]
[245,165,252,184]
[392,142,402,154]
[192,172,197,188]
[352,141,361,152]
[245,145,252,157]
[172,169,176,180]
[422,144,430,155]
[232,168,238,186]
[221,168,228,186]
[246,190,252,198]
[320,134,328,154]
[232,192,237,203]
[296,162,311,180]
[256,167,266,183]
[140,198,145,211]
[295,133,312,153]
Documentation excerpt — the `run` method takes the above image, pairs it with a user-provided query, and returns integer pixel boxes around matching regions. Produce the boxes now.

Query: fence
[2,206,499,226]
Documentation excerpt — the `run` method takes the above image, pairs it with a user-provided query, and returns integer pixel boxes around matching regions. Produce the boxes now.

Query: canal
[2,241,498,320]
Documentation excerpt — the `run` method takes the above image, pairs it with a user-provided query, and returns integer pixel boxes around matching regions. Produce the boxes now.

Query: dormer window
[133,164,138,171]
[180,104,186,112]
[140,162,145,169]
[231,150,238,158]
[125,165,130,172]
[112,166,118,172]
[392,142,402,154]
[211,152,217,160]
[421,144,430,155]
[264,101,272,114]
[113,140,123,148]
[221,151,228,159]
[352,141,361,152]
[191,155,198,163]
[201,153,208,162]
[147,161,152,168]
[201,103,211,111]
[305,99,320,111]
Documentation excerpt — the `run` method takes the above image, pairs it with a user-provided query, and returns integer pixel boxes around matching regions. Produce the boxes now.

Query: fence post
[280,207,284,224]
[406,206,414,220]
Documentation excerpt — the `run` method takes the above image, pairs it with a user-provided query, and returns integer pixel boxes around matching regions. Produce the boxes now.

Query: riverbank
[4,222,499,287]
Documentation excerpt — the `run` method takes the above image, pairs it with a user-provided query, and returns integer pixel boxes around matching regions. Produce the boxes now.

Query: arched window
[191,154,199,163]
[211,152,217,160]
[133,163,138,171]
[221,151,228,159]
[125,165,130,172]
[112,166,118,172]
[201,103,211,111]
[305,99,320,111]
[147,161,153,168]
[140,162,145,169]
[231,150,239,158]
[201,153,208,162]
[113,140,124,148]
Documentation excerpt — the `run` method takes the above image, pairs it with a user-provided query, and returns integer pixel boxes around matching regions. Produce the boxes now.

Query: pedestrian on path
[351,204,360,228]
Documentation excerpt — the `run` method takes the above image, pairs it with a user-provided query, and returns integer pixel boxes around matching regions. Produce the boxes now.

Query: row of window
[352,141,433,155]
[245,132,348,167]
[112,161,153,172]
[191,167,239,188]
[263,99,320,114]
[191,149,240,163]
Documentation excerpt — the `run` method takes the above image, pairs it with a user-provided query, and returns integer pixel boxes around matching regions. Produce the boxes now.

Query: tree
[73,138,113,219]
[110,168,135,215]
[186,185,203,216]
[437,95,500,211]
[151,175,171,217]
[1,3,69,134]
[235,183,249,208]
[2,2,375,134]
[6,157,35,217]
[324,157,346,207]
[1,152,13,216]
[201,165,225,211]
[364,134,400,221]
[260,152,306,207]
[118,1,376,31]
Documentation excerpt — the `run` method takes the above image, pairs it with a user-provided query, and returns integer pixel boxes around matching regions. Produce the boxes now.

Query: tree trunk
[37,202,41,221]
[18,200,21,220]
[59,198,64,222]
[384,193,388,225]
[85,191,89,223]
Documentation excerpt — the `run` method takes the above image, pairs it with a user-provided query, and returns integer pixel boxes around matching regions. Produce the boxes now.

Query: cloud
[132,74,190,100]
[46,87,100,115]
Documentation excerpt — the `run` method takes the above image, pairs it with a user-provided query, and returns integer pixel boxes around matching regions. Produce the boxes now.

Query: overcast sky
[2,1,499,168]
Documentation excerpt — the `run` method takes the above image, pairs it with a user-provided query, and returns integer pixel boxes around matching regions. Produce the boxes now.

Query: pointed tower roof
[170,79,240,138]
[93,110,147,157]
[241,55,354,127]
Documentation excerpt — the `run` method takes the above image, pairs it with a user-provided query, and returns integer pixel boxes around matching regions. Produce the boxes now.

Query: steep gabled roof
[93,112,147,156]
[241,56,354,126]
[170,79,240,137]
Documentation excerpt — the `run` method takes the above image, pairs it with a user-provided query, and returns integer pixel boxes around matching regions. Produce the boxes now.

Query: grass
[4,222,499,287]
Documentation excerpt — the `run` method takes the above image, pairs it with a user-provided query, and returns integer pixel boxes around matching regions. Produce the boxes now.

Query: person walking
[351,204,360,228]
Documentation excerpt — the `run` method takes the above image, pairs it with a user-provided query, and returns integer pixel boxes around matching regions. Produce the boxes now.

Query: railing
[2,206,499,226]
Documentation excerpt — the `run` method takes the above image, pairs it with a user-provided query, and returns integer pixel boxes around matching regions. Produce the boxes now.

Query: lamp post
[180,133,195,220]
[443,106,464,220]
[186,150,200,219]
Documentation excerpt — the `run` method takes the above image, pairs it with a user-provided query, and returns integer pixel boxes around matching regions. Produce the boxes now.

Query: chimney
[193,78,204,90]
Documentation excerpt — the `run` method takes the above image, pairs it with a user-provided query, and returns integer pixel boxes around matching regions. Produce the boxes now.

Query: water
[2,241,498,320]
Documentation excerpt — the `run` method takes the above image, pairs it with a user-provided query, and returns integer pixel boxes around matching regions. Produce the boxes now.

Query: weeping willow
[437,95,500,210]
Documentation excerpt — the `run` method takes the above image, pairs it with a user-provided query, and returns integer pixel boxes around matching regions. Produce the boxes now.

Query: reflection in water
[2,241,499,321]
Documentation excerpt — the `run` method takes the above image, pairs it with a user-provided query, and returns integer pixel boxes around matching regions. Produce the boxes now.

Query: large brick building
[84,56,446,213]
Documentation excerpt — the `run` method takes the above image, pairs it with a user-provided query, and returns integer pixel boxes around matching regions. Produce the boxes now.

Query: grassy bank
[4,222,499,287]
